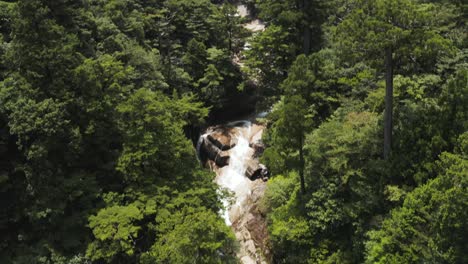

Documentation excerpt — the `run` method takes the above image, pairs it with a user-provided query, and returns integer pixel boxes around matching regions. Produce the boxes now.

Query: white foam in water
[196,134,207,161]
[216,125,252,226]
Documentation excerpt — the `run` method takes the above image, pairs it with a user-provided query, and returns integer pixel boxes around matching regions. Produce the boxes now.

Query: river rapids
[198,121,270,264]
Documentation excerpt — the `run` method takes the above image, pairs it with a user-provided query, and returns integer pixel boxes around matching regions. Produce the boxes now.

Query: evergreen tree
[334,0,453,159]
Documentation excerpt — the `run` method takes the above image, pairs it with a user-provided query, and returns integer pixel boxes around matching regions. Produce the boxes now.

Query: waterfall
[216,123,252,226]
[196,134,207,161]
[198,120,269,264]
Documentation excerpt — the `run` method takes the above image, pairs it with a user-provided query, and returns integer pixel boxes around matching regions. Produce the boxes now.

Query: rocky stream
[197,118,270,264]
[196,3,270,263]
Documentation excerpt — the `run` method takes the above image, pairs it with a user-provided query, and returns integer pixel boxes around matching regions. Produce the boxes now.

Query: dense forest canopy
[0,0,466,263]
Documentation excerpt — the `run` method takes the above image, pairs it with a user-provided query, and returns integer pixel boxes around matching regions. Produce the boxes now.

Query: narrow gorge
[197,118,271,264]
[194,3,271,263]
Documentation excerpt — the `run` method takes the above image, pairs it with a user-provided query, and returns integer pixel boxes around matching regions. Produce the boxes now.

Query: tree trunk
[301,0,311,55]
[384,48,393,159]
[228,27,232,52]
[303,27,311,55]
[299,134,306,194]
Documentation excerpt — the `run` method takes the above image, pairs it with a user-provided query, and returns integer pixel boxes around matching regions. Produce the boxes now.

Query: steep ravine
[196,3,270,263]
[197,119,271,264]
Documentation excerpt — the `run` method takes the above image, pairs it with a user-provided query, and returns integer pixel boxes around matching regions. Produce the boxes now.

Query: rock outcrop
[198,120,271,264]
[250,142,265,158]
[207,133,236,151]
[245,161,269,181]
[199,135,230,167]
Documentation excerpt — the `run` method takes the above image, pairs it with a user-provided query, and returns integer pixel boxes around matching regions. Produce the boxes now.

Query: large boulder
[199,136,230,167]
[206,126,237,151]
[245,161,269,181]
[249,141,265,158]
[207,134,236,151]
[214,151,230,167]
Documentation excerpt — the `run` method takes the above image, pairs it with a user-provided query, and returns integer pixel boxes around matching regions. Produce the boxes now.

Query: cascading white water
[216,124,252,226]
[196,134,207,161]
[199,120,268,264]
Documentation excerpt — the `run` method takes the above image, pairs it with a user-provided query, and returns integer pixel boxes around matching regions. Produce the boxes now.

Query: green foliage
[198,64,224,107]
[263,172,311,263]
[0,0,242,263]
[334,0,454,72]
[262,52,342,176]
[255,0,327,53]
[182,38,208,81]
[87,205,144,261]
[212,2,248,53]
[265,108,384,263]
[116,88,206,183]
[1,0,467,263]
[303,110,383,262]
[142,209,236,264]
[365,150,468,263]
[439,69,468,144]
[261,0,467,263]
[260,172,298,214]
[244,24,297,96]
[87,172,236,263]
[392,69,468,184]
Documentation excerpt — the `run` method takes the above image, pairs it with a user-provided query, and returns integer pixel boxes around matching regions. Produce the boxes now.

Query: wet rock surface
[198,121,271,263]
[207,127,238,151]
[198,135,230,167]
[196,4,270,263]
